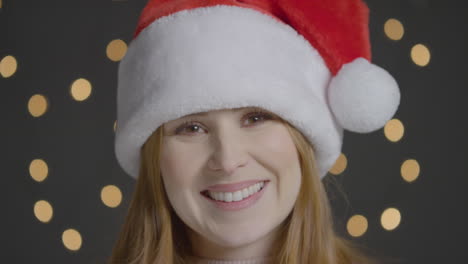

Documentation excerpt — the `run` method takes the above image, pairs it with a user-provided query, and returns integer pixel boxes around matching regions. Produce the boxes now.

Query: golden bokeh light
[62,229,82,251]
[28,94,49,117]
[0,55,18,78]
[329,153,348,175]
[384,18,404,41]
[411,44,431,67]
[101,185,123,208]
[346,214,368,237]
[384,118,405,142]
[381,207,401,231]
[114,120,117,132]
[70,78,92,101]
[34,200,53,223]
[106,39,128,62]
[401,159,420,182]
[29,159,49,182]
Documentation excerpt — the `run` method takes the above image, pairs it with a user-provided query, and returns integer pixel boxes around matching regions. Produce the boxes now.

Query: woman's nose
[207,130,249,176]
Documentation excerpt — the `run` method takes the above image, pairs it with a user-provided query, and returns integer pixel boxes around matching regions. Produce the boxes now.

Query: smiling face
[160,106,302,257]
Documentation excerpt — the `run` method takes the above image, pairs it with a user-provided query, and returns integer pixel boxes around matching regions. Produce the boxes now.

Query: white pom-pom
[328,58,401,133]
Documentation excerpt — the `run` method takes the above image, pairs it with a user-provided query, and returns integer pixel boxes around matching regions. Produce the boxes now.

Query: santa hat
[115,0,401,179]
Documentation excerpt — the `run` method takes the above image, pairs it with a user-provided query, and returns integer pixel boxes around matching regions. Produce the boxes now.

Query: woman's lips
[204,179,268,192]
[201,181,269,211]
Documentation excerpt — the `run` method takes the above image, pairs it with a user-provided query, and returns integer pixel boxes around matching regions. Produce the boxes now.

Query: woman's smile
[201,180,270,211]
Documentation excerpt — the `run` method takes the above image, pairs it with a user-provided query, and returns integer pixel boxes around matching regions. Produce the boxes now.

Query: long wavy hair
[108,119,379,264]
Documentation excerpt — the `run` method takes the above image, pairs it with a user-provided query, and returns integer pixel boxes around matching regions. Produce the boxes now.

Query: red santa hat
[115,0,401,179]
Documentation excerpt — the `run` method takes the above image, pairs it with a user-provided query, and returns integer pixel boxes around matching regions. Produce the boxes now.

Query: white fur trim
[328,58,401,133]
[116,5,341,179]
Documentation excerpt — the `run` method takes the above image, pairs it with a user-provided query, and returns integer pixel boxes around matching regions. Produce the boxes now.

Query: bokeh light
[62,229,82,251]
[347,214,368,237]
[384,18,405,41]
[411,44,431,66]
[70,78,92,101]
[329,153,348,175]
[401,159,420,182]
[0,55,18,78]
[381,207,402,231]
[29,159,49,182]
[101,185,122,208]
[28,94,49,117]
[34,200,53,223]
[106,39,127,62]
[384,119,405,142]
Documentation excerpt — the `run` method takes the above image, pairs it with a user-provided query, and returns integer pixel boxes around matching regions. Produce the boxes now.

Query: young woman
[109,0,401,263]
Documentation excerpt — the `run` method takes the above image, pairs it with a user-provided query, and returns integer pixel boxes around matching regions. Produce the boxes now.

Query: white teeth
[225,192,233,202]
[207,181,266,203]
[242,188,249,198]
[233,191,243,202]
[248,185,255,195]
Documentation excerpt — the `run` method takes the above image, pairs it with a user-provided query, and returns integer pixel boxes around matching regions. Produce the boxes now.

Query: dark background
[2,0,467,263]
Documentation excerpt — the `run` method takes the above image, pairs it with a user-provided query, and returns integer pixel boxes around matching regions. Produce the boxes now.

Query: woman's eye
[244,111,272,126]
[175,121,204,135]
[174,111,273,135]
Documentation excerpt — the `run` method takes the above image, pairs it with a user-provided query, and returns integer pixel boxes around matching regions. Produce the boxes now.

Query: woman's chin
[208,229,267,249]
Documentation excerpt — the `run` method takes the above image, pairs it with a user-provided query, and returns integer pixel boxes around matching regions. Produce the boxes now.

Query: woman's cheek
[161,141,190,192]
[255,125,297,160]
[161,140,205,196]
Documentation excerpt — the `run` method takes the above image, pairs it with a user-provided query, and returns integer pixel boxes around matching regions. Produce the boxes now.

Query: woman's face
[160,106,302,253]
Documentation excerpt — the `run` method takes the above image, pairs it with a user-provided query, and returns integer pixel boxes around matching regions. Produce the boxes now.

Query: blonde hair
[108,120,379,264]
